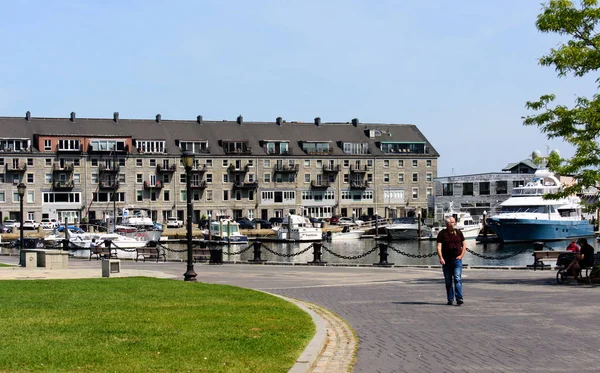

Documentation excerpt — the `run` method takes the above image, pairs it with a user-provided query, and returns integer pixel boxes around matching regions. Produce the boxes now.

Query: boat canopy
[500,196,564,207]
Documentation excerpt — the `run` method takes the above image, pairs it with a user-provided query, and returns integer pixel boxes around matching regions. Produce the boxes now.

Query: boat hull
[204,234,248,244]
[276,228,323,242]
[486,218,594,242]
[329,231,365,240]
[386,227,432,240]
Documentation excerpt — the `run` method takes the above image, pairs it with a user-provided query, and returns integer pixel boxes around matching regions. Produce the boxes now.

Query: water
[158,238,598,267]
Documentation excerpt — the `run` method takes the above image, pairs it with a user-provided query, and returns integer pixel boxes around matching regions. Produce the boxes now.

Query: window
[398,173,404,183]
[73,174,80,183]
[136,159,142,167]
[426,173,432,182]
[223,190,229,201]
[58,139,81,151]
[426,160,432,167]
[180,190,187,202]
[149,159,156,167]
[304,174,310,183]
[263,159,271,168]
[26,173,33,183]
[91,174,98,183]
[384,173,390,183]
[44,140,52,151]
[180,174,186,183]
[426,187,432,197]
[206,190,213,201]
[343,160,349,167]
[412,173,418,182]
[479,182,490,195]
[118,159,125,166]
[206,159,213,168]
[248,173,255,183]
[442,183,453,196]
[343,174,349,183]
[27,158,34,166]
[91,159,98,167]
[235,190,241,201]
[248,160,253,167]
[367,174,373,182]
[206,174,213,183]
[264,173,271,183]
[27,191,34,203]
[222,160,228,167]
[45,174,52,183]
[162,174,169,184]
[463,182,474,196]
[367,160,373,168]
[89,139,125,151]
[316,160,323,168]
[412,160,418,167]
[248,190,254,201]
[496,181,508,195]
[0,174,3,183]
[222,174,229,183]
[412,188,418,199]
[45,158,52,166]
[12,191,19,203]
[0,191,4,202]
[137,174,143,183]
[383,160,390,168]
[135,140,166,153]
[304,160,310,167]
[118,173,126,183]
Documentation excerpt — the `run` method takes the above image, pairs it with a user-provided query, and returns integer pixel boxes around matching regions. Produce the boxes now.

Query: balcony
[5,164,27,173]
[98,181,120,189]
[349,165,370,174]
[52,163,74,172]
[224,147,252,155]
[189,165,207,173]
[87,144,129,153]
[190,181,207,189]
[143,181,163,189]
[310,180,331,189]
[233,181,258,189]
[98,164,120,173]
[350,180,369,189]
[273,164,299,173]
[52,180,74,190]
[156,164,177,173]
[56,144,83,154]
[323,165,341,173]
[228,164,250,173]
[265,149,293,156]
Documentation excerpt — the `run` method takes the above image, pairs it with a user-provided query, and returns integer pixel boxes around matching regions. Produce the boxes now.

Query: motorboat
[274,214,323,242]
[120,208,155,230]
[204,219,249,244]
[486,170,594,242]
[324,225,365,240]
[431,202,482,239]
[385,217,432,240]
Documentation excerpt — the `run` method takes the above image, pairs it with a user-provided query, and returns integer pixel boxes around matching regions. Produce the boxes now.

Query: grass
[0,263,15,267]
[0,277,315,372]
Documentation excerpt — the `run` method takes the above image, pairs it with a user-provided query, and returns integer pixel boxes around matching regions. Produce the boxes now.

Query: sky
[1,0,596,177]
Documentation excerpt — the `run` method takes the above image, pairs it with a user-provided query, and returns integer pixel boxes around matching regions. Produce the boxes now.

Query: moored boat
[385,217,432,240]
[274,214,323,242]
[204,219,249,244]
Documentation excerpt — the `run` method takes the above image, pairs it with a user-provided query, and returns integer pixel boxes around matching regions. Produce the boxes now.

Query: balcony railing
[56,144,83,153]
[303,148,333,155]
[189,165,207,173]
[265,148,293,156]
[5,164,27,173]
[223,147,252,155]
[52,163,74,172]
[349,165,370,173]
[143,181,163,189]
[273,164,299,173]
[98,180,120,189]
[322,165,341,173]
[98,164,120,173]
[156,164,177,173]
[189,181,207,189]
[233,181,258,189]
[228,164,250,173]
[88,144,129,153]
[350,180,369,189]
[310,180,331,189]
[52,180,74,190]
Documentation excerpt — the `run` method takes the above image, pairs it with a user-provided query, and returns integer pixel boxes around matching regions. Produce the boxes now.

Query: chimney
[197,115,203,124]
[352,118,359,127]
[113,112,119,122]
[25,111,31,121]
[314,117,321,126]
[276,117,283,126]
[156,114,161,123]
[237,115,243,125]
[70,112,76,122]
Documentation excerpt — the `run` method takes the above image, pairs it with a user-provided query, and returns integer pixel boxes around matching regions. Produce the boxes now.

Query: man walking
[436,217,466,305]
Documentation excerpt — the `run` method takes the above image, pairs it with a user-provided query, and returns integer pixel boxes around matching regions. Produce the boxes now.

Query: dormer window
[301,141,332,155]
[136,140,166,154]
[379,141,426,154]
[58,139,81,151]
[263,141,291,155]
[0,138,30,152]
[179,140,210,154]
[342,142,369,155]
[89,139,127,152]
[221,140,251,155]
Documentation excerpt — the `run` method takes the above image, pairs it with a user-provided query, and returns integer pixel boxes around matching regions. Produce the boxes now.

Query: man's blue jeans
[442,259,463,302]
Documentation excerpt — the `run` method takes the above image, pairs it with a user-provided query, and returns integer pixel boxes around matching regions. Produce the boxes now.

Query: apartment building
[0,112,439,224]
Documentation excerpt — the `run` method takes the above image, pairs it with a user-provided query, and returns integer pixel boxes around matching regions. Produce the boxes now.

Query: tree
[524,0,600,209]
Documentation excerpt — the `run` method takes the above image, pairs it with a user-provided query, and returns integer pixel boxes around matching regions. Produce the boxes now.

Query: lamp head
[17,182,26,196]
[181,150,195,169]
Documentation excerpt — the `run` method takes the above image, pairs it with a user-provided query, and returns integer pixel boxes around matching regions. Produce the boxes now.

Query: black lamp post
[181,151,197,282]
[17,183,26,266]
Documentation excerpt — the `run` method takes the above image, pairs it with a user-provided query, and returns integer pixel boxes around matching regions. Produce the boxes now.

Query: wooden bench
[530,250,569,270]
[136,247,166,262]
[89,245,116,260]
[193,247,211,263]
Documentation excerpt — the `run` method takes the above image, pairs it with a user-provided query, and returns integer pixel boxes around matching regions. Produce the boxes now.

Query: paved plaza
[1,257,599,372]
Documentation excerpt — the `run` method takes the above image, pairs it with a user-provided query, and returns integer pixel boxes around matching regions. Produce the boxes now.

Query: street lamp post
[181,151,197,282]
[17,183,26,267]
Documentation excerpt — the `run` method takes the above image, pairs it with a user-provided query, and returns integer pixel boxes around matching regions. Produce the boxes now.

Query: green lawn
[0,277,314,372]
[0,263,15,267]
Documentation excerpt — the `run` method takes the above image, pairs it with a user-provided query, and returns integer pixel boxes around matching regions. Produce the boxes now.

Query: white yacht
[204,219,249,244]
[385,217,432,240]
[431,202,482,239]
[274,214,323,242]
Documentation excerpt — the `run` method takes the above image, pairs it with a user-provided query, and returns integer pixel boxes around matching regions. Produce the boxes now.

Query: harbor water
[156,238,598,267]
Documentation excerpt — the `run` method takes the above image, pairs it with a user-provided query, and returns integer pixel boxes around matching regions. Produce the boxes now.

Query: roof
[0,114,440,157]
[502,159,540,172]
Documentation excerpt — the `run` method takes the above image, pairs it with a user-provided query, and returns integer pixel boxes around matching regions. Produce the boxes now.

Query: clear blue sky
[1,0,594,176]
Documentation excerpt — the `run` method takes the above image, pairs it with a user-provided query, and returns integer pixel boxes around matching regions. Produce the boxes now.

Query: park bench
[530,250,568,270]
[89,245,116,260]
[556,252,600,284]
[135,247,166,262]
[193,247,211,263]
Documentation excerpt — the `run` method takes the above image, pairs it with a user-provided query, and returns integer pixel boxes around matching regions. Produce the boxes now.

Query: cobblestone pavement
[2,258,599,372]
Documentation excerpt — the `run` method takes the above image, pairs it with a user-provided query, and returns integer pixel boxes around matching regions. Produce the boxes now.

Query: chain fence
[321,244,379,260]
[260,243,315,257]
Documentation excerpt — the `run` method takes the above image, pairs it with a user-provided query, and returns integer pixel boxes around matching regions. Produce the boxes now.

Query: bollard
[209,248,223,265]
[308,242,327,265]
[249,241,266,263]
[373,243,394,267]
[62,239,69,251]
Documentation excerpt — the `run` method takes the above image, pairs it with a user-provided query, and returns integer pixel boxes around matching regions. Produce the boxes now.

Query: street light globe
[17,182,26,196]
[181,150,195,169]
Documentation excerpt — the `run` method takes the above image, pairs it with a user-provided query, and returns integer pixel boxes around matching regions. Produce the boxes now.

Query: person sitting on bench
[565,238,594,280]
[566,239,580,253]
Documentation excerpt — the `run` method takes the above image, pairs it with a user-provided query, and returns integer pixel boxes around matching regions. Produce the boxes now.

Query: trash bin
[25,252,37,268]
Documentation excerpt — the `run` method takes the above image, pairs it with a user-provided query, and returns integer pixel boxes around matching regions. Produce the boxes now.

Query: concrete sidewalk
[2,257,599,372]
